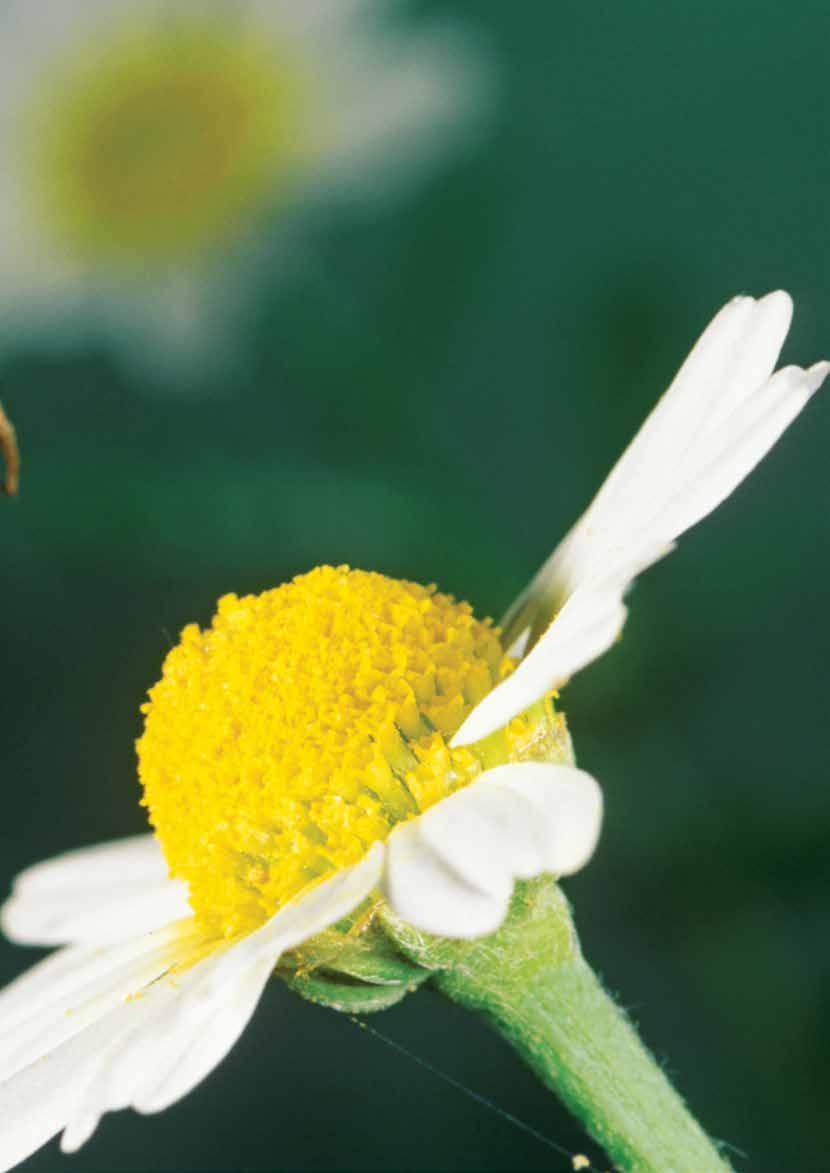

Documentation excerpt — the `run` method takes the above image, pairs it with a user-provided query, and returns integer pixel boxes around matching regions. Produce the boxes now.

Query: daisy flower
[0,0,490,383]
[0,291,824,1171]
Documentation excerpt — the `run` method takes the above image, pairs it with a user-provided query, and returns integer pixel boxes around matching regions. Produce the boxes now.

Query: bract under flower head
[138,565,570,937]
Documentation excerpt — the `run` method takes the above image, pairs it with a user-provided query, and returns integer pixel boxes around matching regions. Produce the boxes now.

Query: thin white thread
[350,1015,602,1171]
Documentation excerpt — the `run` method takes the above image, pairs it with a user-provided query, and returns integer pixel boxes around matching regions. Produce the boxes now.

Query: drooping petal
[0,922,201,1084]
[1,834,191,947]
[382,763,602,938]
[0,844,384,1169]
[453,292,827,746]
[0,923,202,1169]
[59,947,277,1151]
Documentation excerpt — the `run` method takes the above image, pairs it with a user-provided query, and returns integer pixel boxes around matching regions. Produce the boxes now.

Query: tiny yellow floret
[138,566,566,937]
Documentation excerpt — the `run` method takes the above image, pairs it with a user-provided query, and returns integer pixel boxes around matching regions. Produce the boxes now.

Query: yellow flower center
[138,566,568,937]
[28,15,314,265]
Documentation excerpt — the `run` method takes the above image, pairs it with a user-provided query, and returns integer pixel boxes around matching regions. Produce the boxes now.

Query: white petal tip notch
[454,291,827,745]
[381,762,602,940]
[805,359,830,394]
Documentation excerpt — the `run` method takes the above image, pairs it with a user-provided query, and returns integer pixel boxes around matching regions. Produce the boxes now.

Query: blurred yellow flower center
[138,566,566,937]
[31,17,313,265]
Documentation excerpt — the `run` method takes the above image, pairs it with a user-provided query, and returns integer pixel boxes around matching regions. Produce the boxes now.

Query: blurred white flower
[0,0,491,384]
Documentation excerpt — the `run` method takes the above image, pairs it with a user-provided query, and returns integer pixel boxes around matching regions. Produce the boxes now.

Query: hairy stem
[383,879,732,1173]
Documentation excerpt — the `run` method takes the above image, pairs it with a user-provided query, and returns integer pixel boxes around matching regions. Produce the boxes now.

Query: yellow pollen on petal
[138,566,569,937]
[28,15,316,265]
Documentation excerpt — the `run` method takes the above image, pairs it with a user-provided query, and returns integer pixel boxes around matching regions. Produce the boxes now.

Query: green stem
[443,953,730,1173]
[382,879,732,1173]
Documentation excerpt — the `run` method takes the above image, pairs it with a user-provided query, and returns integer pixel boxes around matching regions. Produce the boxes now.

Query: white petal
[0,921,200,1038]
[656,362,828,538]
[495,763,603,875]
[0,922,201,1083]
[454,292,827,745]
[307,24,492,204]
[8,835,166,899]
[0,1011,115,1173]
[417,780,547,889]
[131,954,276,1116]
[0,923,202,1171]
[571,292,791,553]
[90,845,385,1122]
[226,839,386,970]
[2,877,191,949]
[382,763,602,938]
[251,0,378,43]
[382,817,510,939]
[1,834,191,947]
[0,845,385,1167]
[60,945,275,1140]
[703,291,795,432]
[454,586,630,747]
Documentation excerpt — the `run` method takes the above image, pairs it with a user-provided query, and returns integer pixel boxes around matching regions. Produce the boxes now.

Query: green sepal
[279,910,428,984]
[280,967,429,1014]
[277,903,432,1013]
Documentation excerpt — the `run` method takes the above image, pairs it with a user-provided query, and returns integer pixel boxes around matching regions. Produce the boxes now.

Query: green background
[2,2,828,1170]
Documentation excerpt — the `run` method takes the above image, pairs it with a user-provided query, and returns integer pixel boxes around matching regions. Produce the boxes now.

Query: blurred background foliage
[2,1,829,1170]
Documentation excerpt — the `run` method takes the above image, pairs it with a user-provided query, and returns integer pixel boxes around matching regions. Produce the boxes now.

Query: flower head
[138,566,572,938]
[0,291,825,1170]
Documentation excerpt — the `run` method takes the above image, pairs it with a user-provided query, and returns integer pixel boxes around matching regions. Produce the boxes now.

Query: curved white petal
[0,844,384,1169]
[454,292,827,746]
[1,834,191,947]
[382,763,602,939]
[453,586,631,748]
[382,817,511,939]
[494,763,604,876]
